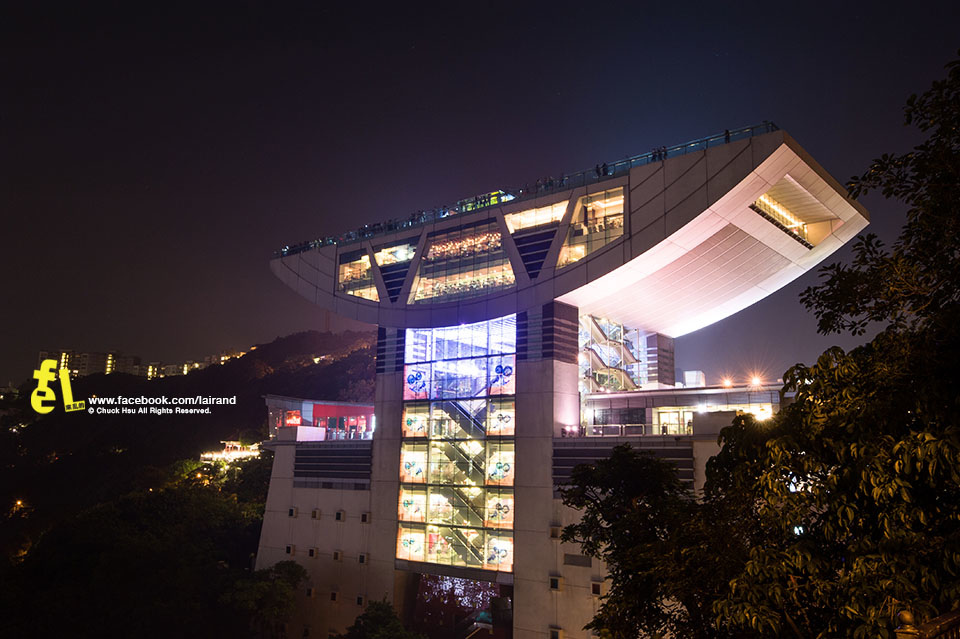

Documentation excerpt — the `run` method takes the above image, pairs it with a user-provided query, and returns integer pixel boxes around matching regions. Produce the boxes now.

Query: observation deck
[271,124,869,335]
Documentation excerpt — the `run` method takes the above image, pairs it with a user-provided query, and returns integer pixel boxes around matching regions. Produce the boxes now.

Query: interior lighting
[591,197,625,209]
[757,194,804,228]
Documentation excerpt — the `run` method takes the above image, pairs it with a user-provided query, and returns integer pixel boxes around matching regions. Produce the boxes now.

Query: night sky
[2,2,958,385]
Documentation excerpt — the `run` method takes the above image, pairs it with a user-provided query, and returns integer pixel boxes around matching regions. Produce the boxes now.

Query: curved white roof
[271,129,868,333]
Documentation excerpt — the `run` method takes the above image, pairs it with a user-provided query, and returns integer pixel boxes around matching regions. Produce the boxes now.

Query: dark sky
[2,1,958,385]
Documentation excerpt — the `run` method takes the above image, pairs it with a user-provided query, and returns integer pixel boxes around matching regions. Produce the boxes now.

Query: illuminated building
[37,350,142,377]
[256,124,869,638]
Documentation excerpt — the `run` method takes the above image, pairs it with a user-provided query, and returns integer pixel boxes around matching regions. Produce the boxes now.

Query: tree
[222,560,309,639]
[333,600,425,639]
[560,52,960,639]
[560,444,751,639]
[1,485,264,639]
[713,52,960,638]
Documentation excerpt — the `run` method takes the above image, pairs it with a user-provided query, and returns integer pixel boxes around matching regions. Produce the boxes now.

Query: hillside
[0,329,376,560]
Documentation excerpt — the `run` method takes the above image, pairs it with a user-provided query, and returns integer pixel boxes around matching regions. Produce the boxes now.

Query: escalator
[436,440,486,486]
[440,399,488,437]
[587,315,639,364]
[449,526,486,566]
[584,345,637,390]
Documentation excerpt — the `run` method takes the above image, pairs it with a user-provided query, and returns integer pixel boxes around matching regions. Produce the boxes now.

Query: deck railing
[560,423,693,437]
[274,122,780,257]
[897,610,960,639]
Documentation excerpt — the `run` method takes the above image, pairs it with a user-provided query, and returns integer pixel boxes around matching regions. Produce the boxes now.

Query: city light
[722,377,733,387]
[751,375,762,387]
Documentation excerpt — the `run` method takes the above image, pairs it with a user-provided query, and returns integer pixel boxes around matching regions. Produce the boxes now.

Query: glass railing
[559,423,694,437]
[274,122,779,257]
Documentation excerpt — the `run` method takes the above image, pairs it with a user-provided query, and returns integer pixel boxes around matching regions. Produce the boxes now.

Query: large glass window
[397,315,517,573]
[338,249,379,301]
[399,486,427,522]
[504,201,567,234]
[402,403,430,438]
[410,221,516,303]
[374,241,417,266]
[557,188,625,268]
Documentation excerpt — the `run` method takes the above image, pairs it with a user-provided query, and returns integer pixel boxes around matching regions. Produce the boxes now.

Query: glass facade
[410,220,516,304]
[397,315,516,573]
[578,314,644,393]
[503,201,566,234]
[557,188,625,268]
[374,241,417,266]
[337,249,379,301]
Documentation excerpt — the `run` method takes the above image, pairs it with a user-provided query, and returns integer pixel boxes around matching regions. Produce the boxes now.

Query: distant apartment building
[40,347,249,381]
[38,350,142,378]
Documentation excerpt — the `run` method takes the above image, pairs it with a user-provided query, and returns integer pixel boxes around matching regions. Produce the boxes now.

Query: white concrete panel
[666,210,728,251]
[630,215,666,258]
[664,155,707,211]
[272,259,300,292]
[831,214,868,244]
[663,149,705,186]
[299,248,322,271]
[356,303,379,325]
[628,165,664,211]
[335,295,359,320]
[533,280,556,306]
[712,174,771,220]
[429,305,458,327]
[553,262,588,298]
[706,137,751,177]
[750,130,787,167]
[630,192,665,237]
[665,184,709,237]
[296,277,318,304]
[585,243,625,282]
[487,292,519,320]
[628,161,661,187]
[706,141,756,205]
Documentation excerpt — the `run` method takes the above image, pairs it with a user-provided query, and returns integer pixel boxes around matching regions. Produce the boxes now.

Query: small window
[591,582,602,596]
[361,512,370,523]
[311,508,320,519]
[549,629,564,639]
[549,576,563,591]
[335,510,345,522]
[308,548,316,558]
[288,507,298,518]
[358,553,367,564]
[333,550,342,561]
[330,591,339,603]
[285,545,295,555]
[305,587,314,598]
[356,595,365,606]
[549,526,562,539]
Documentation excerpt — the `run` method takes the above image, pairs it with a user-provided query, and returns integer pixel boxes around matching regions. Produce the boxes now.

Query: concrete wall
[513,357,582,638]
[255,439,394,636]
